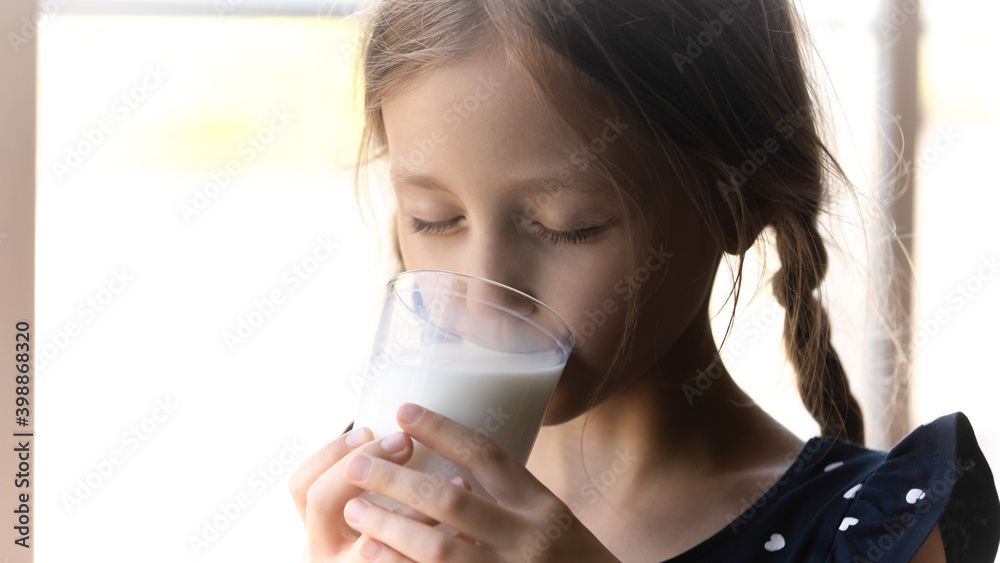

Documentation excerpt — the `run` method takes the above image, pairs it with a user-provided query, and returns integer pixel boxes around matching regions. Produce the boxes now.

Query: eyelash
[408,217,603,246]
[409,217,461,236]
[535,224,602,245]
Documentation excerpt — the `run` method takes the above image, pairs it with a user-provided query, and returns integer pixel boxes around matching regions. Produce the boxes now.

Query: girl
[289,0,1000,561]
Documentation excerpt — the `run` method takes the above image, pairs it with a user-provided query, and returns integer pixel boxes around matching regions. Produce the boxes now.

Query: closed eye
[533,224,603,245]
[409,215,611,246]
[409,216,462,235]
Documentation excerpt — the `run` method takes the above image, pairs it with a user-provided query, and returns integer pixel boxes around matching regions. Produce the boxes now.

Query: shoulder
[671,412,999,562]
[831,412,999,563]
[799,412,998,562]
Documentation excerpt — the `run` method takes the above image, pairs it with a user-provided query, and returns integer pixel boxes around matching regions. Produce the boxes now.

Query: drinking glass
[354,269,575,511]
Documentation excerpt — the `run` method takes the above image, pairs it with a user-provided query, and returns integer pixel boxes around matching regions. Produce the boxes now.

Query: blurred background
[20,0,999,560]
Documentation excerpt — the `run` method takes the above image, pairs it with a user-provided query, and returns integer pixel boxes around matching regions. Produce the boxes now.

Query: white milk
[354,341,565,507]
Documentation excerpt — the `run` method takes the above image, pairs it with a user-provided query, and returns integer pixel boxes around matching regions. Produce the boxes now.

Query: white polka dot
[764,533,786,552]
[839,517,859,531]
[906,488,926,504]
[843,484,862,499]
[824,461,845,472]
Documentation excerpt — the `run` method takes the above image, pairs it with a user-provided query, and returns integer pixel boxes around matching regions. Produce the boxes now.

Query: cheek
[536,248,634,424]
[545,245,632,370]
[396,217,444,271]
[396,229,414,270]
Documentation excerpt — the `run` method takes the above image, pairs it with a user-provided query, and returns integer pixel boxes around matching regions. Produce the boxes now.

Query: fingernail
[346,455,372,481]
[398,403,423,424]
[360,537,383,560]
[344,498,368,524]
[345,427,366,448]
[381,432,405,454]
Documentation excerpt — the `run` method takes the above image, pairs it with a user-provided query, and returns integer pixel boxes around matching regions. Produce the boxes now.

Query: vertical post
[870,0,920,449]
[0,0,38,560]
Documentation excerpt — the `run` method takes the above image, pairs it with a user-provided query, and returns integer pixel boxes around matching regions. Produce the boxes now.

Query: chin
[540,353,608,426]
[541,393,581,426]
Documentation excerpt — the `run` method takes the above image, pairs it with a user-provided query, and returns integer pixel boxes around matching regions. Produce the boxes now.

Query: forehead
[381,45,630,197]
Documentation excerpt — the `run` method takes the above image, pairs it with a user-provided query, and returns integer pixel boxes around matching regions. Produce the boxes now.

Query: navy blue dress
[343,412,999,561]
[663,412,999,562]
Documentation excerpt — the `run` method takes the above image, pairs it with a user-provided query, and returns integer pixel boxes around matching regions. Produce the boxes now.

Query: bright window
[34,2,999,561]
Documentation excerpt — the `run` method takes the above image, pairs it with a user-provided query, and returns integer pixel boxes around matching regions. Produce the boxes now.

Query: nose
[464,274,537,321]
[461,230,537,321]
[460,273,551,354]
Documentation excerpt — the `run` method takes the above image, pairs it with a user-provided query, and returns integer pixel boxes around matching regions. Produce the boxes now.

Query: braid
[772,208,865,444]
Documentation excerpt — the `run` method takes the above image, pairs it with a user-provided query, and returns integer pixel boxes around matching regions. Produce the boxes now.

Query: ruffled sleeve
[825,412,999,562]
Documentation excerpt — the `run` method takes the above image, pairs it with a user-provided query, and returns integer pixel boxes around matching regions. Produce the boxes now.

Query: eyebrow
[389,169,611,198]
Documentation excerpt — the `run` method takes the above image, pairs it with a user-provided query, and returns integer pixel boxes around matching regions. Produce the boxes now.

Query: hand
[289,425,421,561]
[339,403,621,563]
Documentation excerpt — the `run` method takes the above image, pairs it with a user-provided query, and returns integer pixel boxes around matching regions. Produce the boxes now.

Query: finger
[447,477,480,546]
[304,432,414,559]
[384,477,472,529]
[387,498,439,527]
[346,534,416,563]
[289,427,372,523]
[344,497,496,563]
[395,403,547,505]
[343,451,515,546]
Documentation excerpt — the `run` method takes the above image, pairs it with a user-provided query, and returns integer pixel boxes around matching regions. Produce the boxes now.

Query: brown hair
[353,0,866,444]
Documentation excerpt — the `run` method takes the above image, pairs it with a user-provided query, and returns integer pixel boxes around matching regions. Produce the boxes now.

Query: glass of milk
[353,269,575,512]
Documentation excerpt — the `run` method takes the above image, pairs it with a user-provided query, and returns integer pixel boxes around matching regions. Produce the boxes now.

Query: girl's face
[381,45,721,424]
